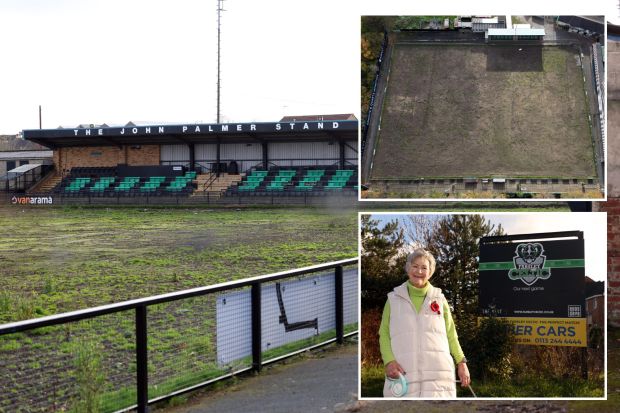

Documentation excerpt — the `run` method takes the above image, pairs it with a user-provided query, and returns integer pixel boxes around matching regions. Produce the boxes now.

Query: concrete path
[162,342,359,413]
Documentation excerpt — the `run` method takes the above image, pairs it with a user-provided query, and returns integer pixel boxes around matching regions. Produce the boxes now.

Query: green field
[0,206,358,322]
[372,44,595,180]
[0,205,359,411]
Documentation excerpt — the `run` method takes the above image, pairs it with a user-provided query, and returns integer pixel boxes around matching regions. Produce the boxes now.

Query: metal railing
[0,259,358,412]
[201,172,219,192]
[362,30,389,158]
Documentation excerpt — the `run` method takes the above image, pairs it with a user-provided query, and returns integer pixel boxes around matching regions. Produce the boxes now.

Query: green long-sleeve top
[379,281,465,366]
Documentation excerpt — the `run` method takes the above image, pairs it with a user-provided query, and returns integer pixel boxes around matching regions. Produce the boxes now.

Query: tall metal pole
[216,0,224,124]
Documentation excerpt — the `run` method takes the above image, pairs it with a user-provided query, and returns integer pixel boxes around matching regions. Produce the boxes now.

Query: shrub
[14,295,36,321]
[70,339,106,413]
[460,316,515,381]
[361,307,383,367]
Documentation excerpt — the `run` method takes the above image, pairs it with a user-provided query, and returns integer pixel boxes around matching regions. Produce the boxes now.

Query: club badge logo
[508,242,551,286]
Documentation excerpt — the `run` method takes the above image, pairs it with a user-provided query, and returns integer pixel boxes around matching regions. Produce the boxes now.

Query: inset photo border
[360,15,606,201]
[359,212,607,399]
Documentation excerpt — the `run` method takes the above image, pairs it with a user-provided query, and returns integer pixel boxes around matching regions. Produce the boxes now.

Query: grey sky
[0,0,359,134]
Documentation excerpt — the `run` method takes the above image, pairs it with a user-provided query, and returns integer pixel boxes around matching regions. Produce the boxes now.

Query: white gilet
[383,281,456,398]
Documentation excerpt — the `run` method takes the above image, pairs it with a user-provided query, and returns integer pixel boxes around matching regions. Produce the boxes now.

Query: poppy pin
[430,300,441,315]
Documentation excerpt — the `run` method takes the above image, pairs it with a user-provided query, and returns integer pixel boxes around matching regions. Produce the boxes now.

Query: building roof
[558,16,604,34]
[279,114,357,122]
[0,135,48,151]
[0,150,53,160]
[7,163,43,174]
[23,120,358,149]
[474,17,498,24]
[487,27,545,36]
[585,279,604,298]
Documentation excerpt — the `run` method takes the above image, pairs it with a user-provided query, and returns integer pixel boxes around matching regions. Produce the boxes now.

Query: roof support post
[216,138,221,178]
[262,142,268,170]
[189,143,195,172]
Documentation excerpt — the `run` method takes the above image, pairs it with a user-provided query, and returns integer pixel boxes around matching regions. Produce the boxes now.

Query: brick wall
[54,145,160,174]
[598,199,620,326]
[127,145,159,166]
[586,295,605,327]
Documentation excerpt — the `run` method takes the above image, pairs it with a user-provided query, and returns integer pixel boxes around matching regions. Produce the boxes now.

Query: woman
[379,248,471,398]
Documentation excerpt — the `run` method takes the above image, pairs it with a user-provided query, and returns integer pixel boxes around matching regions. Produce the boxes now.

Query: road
[162,342,359,413]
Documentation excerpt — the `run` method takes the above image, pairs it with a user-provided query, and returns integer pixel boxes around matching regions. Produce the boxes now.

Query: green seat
[165,176,192,190]
[89,177,115,192]
[267,170,296,189]
[64,177,91,192]
[115,177,140,191]
[148,176,166,183]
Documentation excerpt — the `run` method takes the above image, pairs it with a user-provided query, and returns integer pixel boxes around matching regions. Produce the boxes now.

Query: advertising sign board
[479,232,587,347]
[216,269,358,366]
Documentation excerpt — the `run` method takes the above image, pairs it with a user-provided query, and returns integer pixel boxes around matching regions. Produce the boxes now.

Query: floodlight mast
[217,0,225,124]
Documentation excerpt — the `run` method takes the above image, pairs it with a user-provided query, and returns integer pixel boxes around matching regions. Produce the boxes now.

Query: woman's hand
[457,361,471,387]
[385,360,406,379]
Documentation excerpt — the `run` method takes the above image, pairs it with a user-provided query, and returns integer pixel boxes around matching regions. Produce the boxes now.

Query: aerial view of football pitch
[367,42,598,198]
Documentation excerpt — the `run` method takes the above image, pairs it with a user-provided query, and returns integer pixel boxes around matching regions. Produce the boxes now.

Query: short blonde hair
[404,248,436,276]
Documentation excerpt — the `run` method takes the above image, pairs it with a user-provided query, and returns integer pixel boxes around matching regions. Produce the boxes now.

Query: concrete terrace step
[191,173,245,198]
[27,172,62,194]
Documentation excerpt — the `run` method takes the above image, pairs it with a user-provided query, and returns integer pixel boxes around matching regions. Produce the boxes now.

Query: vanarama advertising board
[479,231,587,347]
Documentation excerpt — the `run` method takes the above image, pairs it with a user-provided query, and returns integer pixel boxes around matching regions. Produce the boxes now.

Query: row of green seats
[140,176,165,192]
[325,183,347,189]
[267,170,296,190]
[147,176,166,183]
[325,171,354,189]
[238,169,354,191]
[64,177,91,192]
[90,177,116,192]
[238,182,261,191]
[64,173,197,193]
[239,170,267,190]
[296,170,324,189]
[114,177,140,191]
[167,176,192,190]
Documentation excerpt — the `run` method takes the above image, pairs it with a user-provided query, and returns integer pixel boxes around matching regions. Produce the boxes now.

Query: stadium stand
[226,166,357,196]
[21,118,359,203]
[54,167,197,197]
